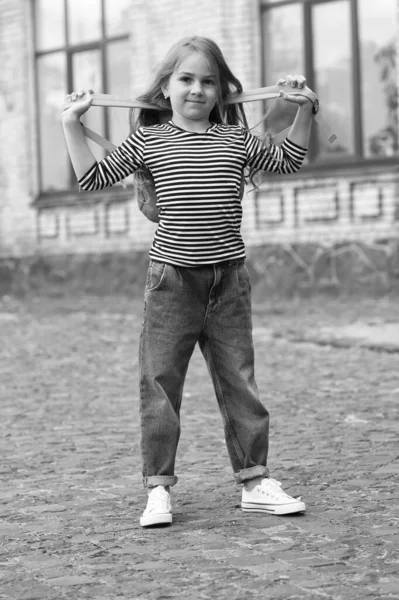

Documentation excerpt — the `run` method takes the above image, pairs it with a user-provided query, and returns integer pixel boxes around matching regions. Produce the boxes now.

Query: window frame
[32,0,130,196]
[260,0,398,173]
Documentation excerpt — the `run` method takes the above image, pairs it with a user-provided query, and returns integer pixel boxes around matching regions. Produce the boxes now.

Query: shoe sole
[140,513,173,527]
[241,501,306,515]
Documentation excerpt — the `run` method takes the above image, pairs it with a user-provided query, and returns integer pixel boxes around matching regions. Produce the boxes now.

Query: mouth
[186,100,205,104]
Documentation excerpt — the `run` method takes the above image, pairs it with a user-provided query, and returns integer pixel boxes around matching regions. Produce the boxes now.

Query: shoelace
[258,478,302,502]
[259,478,283,492]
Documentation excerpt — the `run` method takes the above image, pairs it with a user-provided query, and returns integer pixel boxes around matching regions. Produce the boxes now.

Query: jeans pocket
[239,263,252,292]
[146,260,168,293]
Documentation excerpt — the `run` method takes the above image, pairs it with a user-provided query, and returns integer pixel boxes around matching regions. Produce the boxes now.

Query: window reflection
[104,0,132,37]
[35,0,65,51]
[68,0,101,45]
[106,41,132,145]
[313,0,354,158]
[262,5,303,138]
[359,0,397,157]
[37,54,69,190]
[35,0,131,191]
[72,51,105,160]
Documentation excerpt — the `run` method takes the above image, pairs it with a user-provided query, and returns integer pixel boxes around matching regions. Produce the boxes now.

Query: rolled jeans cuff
[143,475,178,488]
[234,465,269,485]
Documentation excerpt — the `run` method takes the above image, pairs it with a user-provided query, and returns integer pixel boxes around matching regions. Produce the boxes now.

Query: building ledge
[32,185,135,210]
[261,156,399,183]
[31,158,399,209]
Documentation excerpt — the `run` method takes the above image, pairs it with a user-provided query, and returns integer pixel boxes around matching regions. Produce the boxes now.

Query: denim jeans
[139,259,270,488]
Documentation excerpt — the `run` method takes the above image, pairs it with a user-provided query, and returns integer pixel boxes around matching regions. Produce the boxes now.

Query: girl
[62,36,314,528]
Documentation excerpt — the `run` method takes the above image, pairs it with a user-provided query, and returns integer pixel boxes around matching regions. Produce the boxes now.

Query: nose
[190,80,204,96]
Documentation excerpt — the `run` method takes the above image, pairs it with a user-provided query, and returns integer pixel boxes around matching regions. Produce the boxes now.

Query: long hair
[131,36,248,131]
[131,36,257,200]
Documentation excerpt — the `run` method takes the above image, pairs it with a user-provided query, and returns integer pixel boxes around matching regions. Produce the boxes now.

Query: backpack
[137,182,160,223]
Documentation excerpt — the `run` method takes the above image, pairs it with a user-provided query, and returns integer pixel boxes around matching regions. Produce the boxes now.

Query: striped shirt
[78,122,307,266]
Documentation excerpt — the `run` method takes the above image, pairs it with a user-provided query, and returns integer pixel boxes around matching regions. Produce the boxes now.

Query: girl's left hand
[276,75,313,108]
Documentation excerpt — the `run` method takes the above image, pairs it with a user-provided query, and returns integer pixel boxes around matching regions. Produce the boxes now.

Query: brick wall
[0,0,37,256]
[0,0,398,263]
[129,0,258,98]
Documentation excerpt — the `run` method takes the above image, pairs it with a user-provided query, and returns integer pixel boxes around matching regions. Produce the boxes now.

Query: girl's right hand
[62,89,94,119]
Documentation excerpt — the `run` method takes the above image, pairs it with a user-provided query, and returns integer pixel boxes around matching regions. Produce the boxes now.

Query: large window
[34,0,132,192]
[261,0,398,166]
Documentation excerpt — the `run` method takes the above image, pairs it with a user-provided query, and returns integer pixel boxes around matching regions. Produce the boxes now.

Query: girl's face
[163,51,219,131]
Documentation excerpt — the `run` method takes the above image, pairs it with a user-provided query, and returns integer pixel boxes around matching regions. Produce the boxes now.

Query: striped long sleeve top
[78,122,307,266]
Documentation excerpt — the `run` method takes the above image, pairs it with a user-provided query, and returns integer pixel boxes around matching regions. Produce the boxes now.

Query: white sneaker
[140,485,173,527]
[242,478,306,515]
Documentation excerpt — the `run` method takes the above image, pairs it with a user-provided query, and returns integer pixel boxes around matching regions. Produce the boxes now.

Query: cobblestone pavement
[1,294,399,600]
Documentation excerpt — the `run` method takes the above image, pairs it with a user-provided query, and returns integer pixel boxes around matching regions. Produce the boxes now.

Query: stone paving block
[199,541,229,550]
[160,549,203,559]
[296,521,348,535]
[46,575,97,586]
[2,584,58,600]
[38,567,78,579]
[376,533,399,544]
[293,323,399,352]
[241,560,295,576]
[271,549,324,561]
[251,542,295,554]
[129,560,178,571]
[294,576,335,589]
[258,583,303,598]
[373,463,399,475]
[21,557,67,569]
[0,522,23,534]
[377,581,399,594]
[371,526,399,537]
[108,544,149,555]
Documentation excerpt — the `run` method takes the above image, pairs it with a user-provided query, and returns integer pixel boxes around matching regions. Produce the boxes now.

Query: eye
[203,79,215,86]
[179,76,192,83]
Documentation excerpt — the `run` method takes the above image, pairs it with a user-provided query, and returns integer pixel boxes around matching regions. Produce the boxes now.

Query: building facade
[0,0,398,263]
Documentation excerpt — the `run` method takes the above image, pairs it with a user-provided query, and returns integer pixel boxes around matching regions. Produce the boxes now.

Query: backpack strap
[81,124,126,189]
[227,84,337,144]
[79,83,336,153]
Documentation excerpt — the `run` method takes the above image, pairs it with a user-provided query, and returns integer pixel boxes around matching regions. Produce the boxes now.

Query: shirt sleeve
[242,129,307,175]
[77,128,147,191]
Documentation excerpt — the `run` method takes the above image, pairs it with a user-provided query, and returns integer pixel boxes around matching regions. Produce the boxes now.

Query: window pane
[313,1,353,159]
[35,0,65,51]
[104,0,132,37]
[67,0,101,45]
[106,40,132,145]
[262,5,304,137]
[359,0,397,157]
[37,54,69,190]
[72,50,105,159]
